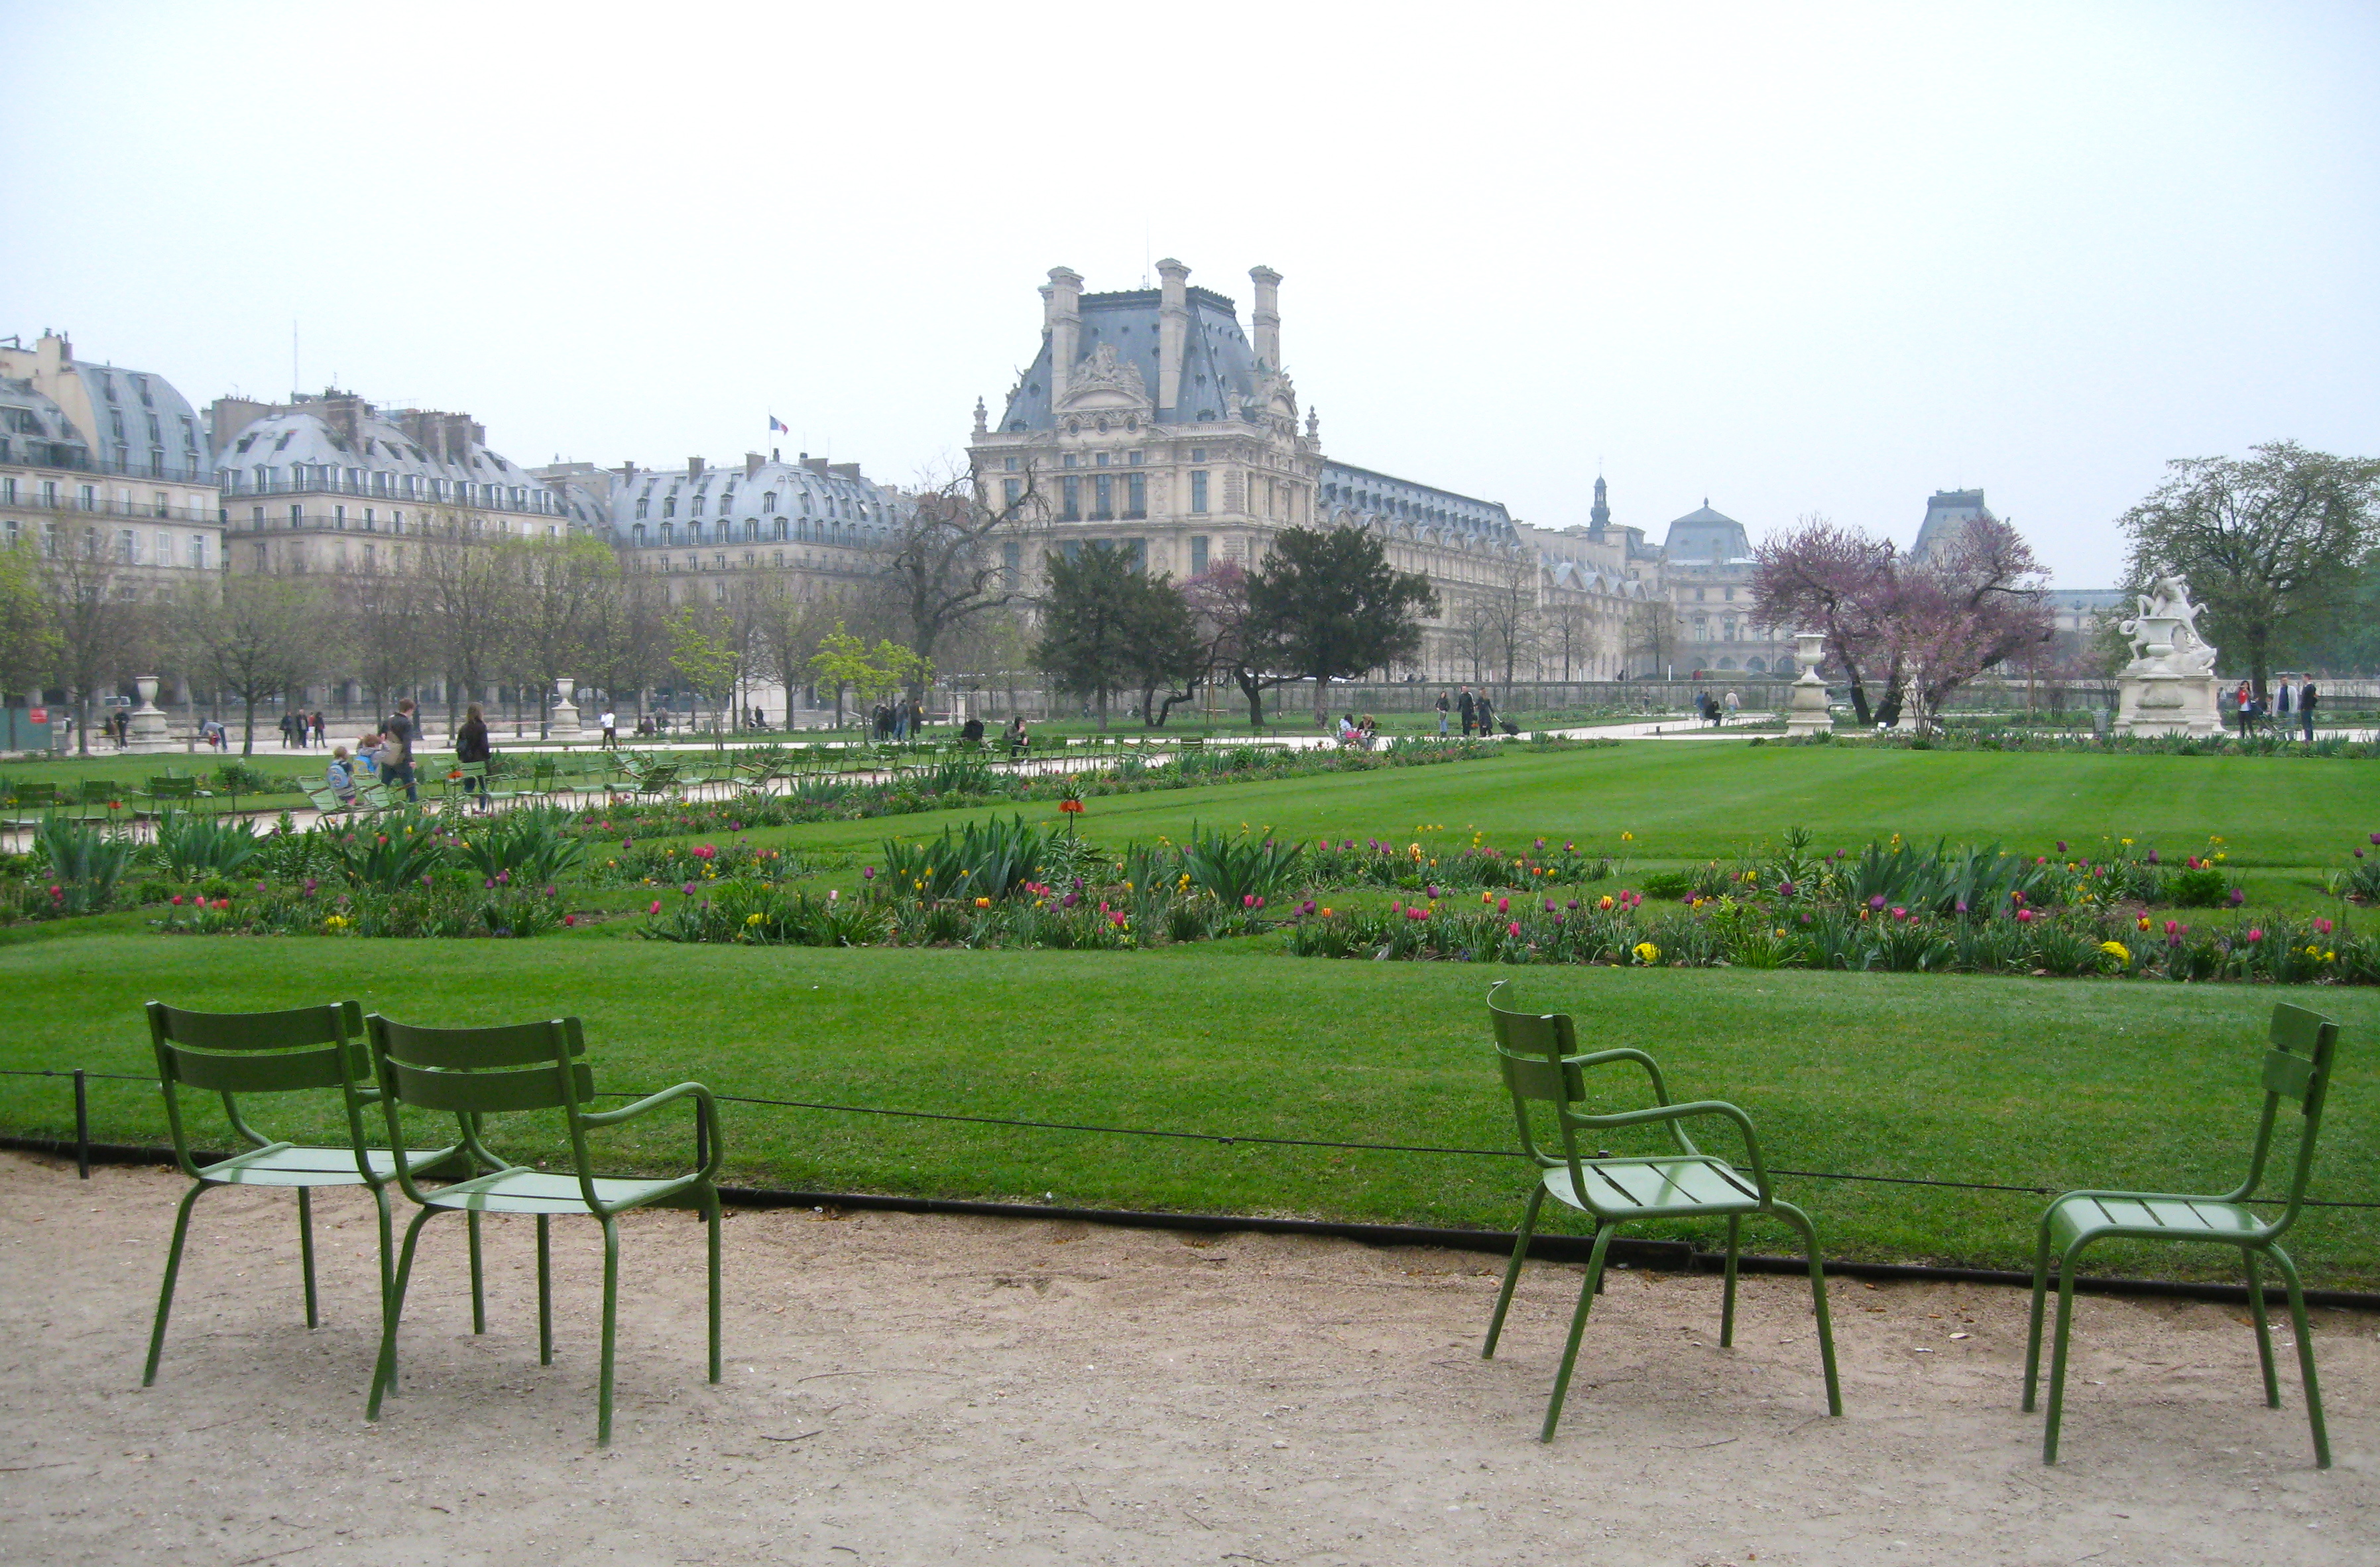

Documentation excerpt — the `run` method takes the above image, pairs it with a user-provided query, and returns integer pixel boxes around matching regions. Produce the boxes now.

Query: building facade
[0,332,222,590]
[1661,502,1795,677]
[588,452,908,605]
[209,391,593,582]
[968,262,1653,682]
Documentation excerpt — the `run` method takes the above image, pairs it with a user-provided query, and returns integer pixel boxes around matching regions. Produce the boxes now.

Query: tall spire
[1590,474,1610,536]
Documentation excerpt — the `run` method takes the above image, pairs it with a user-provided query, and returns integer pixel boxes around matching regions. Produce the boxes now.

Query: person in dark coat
[1457,686,1476,736]
[455,703,493,812]
[2300,681,2318,743]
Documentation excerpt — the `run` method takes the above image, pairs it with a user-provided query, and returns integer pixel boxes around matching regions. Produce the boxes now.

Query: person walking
[1476,692,1497,737]
[455,702,492,812]
[1724,689,1740,723]
[600,708,617,748]
[2300,679,2318,743]
[1457,685,1476,737]
[1435,690,1451,736]
[383,698,420,803]
[2233,680,2253,738]
[310,711,326,748]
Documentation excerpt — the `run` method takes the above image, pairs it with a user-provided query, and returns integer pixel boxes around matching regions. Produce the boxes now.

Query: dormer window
[762,491,776,513]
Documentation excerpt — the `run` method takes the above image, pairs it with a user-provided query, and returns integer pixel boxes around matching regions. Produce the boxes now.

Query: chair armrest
[1577,1099,1770,1191]
[579,1081,721,1181]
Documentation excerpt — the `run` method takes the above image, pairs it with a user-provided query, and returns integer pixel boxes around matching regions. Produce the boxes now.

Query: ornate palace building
[577,452,908,605]
[967,262,1659,680]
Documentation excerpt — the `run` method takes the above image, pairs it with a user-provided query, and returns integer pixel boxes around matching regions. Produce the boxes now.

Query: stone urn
[125,675,174,753]
[1784,633,1832,736]
[549,676,583,741]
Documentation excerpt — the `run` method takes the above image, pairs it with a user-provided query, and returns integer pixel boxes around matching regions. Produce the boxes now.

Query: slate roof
[1662,503,1753,565]
[996,286,1260,432]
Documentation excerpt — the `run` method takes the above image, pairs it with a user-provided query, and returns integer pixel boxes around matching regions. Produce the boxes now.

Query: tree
[1034,545,1143,729]
[1885,516,2054,727]
[36,521,158,753]
[505,536,617,738]
[807,623,874,730]
[1752,516,1897,723]
[339,565,431,723]
[1243,525,1437,724]
[2116,442,2380,692]
[582,572,668,728]
[1032,546,1205,728]
[1472,553,1543,688]
[418,535,515,735]
[1754,513,2053,728]
[750,577,846,727]
[0,542,58,703]
[1129,574,1208,727]
[178,578,323,755]
[1624,597,1675,680]
[665,603,744,738]
[876,460,1040,696]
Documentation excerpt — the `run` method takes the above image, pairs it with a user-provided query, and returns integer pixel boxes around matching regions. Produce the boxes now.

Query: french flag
[768,414,790,434]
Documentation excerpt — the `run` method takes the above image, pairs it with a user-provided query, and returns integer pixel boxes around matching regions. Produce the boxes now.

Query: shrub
[149,810,260,880]
[31,818,131,916]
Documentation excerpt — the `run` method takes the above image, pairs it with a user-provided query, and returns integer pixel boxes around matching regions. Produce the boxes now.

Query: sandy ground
[0,1153,2372,1566]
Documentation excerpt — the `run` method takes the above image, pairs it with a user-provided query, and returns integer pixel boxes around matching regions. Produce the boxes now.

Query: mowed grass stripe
[5,936,2374,1286]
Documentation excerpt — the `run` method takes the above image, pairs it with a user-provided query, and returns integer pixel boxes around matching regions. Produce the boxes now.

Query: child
[327,746,357,806]
[355,732,383,779]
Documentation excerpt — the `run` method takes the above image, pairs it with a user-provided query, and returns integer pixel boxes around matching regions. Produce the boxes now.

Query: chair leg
[1541,1224,1617,1444]
[2243,1251,2280,1408]
[143,1182,209,1387]
[1484,1184,1545,1359]
[2021,1222,2054,1412]
[1774,1201,1841,1416]
[2042,1247,2082,1464]
[371,1186,397,1386]
[599,1216,621,1447]
[296,1186,319,1329]
[1720,1214,1742,1349]
[705,1189,723,1385]
[2269,1247,2330,1470]
[537,1214,553,1367]
[368,1206,438,1421]
[467,1210,486,1335]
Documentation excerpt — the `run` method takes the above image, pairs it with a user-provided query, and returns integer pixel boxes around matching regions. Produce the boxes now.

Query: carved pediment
[1057,344,1149,412]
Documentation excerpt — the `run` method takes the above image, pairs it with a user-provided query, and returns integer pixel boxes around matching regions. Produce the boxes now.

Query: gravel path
[1,1152,2371,1565]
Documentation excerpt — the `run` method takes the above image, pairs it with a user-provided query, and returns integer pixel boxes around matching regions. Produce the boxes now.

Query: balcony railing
[0,448,212,483]
[0,489,218,522]
[219,474,562,517]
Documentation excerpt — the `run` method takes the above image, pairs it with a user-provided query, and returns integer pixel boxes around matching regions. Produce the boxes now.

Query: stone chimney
[206,396,274,457]
[828,463,862,481]
[744,452,765,480]
[1046,266,1083,406]
[1249,266,1281,371]
[687,456,705,480]
[1156,257,1189,412]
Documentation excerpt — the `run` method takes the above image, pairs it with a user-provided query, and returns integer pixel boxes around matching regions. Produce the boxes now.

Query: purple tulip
[2228,888,2245,906]
[1869,895,1887,910]
[2056,840,2068,853]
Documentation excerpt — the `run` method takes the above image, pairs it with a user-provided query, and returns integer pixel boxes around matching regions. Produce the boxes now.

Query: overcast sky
[5,2,2373,586]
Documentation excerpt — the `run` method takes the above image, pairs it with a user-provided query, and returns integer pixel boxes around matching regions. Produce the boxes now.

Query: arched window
[634,498,648,519]
[773,518,788,540]
[762,491,776,513]
[662,496,677,518]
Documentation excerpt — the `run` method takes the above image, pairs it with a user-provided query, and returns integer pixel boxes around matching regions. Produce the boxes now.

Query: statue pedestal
[2114,664,2221,738]
[125,676,174,753]
[1783,632,1832,737]
[549,678,583,741]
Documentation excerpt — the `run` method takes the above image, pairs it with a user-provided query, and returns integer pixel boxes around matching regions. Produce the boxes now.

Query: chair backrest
[147,1000,373,1178]
[11,782,62,808]
[147,776,198,800]
[2246,1002,2344,1233]
[1486,981,1700,1174]
[366,1013,600,1205]
[80,779,121,803]
[453,760,487,782]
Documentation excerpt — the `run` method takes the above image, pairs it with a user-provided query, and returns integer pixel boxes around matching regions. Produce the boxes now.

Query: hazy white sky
[5,2,2373,585]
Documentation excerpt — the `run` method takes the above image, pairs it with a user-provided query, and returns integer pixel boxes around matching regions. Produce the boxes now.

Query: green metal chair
[2024,1001,2344,1468]
[78,778,125,823]
[363,1012,723,1446]
[1482,981,1842,1440]
[446,759,491,814]
[4,781,64,826]
[141,1000,467,1386]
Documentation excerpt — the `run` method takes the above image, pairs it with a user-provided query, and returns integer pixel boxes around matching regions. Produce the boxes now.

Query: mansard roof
[996,286,1260,432]
[1911,487,1993,562]
[1319,460,1517,547]
[0,379,89,468]
[608,457,908,547]
[1662,502,1753,564]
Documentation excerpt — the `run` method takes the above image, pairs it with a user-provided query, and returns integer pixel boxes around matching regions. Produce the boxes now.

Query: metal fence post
[72,1069,89,1180]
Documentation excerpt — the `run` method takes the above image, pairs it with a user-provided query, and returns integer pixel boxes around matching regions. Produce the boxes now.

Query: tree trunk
[241,694,258,756]
[1236,666,1266,727]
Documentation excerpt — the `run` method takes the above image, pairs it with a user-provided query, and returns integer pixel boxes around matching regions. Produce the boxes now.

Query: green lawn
[5,934,2374,1287]
[744,742,2377,895]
